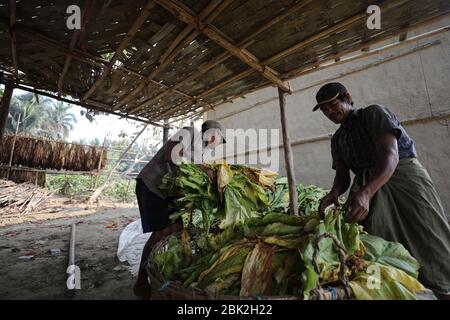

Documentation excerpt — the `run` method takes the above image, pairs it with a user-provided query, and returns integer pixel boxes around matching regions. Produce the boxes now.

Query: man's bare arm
[345,132,399,223]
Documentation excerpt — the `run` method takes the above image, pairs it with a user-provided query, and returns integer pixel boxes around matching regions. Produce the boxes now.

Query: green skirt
[351,157,450,293]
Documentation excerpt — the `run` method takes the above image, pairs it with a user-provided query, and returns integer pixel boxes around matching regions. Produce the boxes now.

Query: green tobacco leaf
[360,234,421,278]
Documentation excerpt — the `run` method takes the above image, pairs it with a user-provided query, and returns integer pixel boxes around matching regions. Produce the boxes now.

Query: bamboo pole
[155,0,290,93]
[58,0,94,95]
[115,0,232,110]
[82,1,157,100]
[163,120,169,144]
[213,37,445,122]
[0,81,165,127]
[88,125,148,204]
[66,223,79,292]
[130,0,312,115]
[9,0,18,78]
[0,20,194,102]
[282,26,450,80]
[154,1,449,122]
[0,84,14,141]
[148,0,375,120]
[6,113,20,180]
[189,20,450,120]
[278,88,298,216]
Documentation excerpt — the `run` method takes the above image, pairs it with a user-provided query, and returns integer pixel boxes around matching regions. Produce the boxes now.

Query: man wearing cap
[315,82,450,299]
[133,120,225,298]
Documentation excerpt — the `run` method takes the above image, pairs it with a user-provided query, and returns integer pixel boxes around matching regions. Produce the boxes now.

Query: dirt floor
[0,199,141,300]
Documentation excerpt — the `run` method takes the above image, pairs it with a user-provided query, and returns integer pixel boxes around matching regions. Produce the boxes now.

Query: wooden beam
[82,1,157,100]
[59,0,98,96]
[278,88,298,216]
[151,1,373,121]
[170,22,450,122]
[0,84,14,141]
[155,0,291,93]
[58,31,80,95]
[115,0,232,111]
[1,79,165,127]
[212,38,444,124]
[282,25,450,80]
[158,0,448,120]
[9,0,18,78]
[158,0,225,64]
[128,0,311,115]
[4,21,193,100]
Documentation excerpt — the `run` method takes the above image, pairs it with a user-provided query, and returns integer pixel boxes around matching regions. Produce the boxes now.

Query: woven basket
[145,231,353,300]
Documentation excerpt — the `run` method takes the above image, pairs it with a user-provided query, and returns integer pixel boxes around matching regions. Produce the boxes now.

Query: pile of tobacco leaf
[155,163,425,299]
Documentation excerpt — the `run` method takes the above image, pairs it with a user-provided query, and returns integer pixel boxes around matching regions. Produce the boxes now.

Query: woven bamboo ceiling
[0,0,449,125]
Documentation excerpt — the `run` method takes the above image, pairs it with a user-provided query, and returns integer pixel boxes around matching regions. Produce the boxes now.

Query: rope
[312,232,351,299]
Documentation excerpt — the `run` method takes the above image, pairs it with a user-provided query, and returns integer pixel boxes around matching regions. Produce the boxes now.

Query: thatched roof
[0,0,449,126]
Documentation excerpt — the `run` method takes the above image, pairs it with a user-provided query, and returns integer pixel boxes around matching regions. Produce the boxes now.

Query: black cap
[312,82,349,111]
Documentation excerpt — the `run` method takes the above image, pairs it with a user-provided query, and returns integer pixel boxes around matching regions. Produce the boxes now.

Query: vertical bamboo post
[0,84,14,141]
[278,87,298,216]
[6,113,20,180]
[163,120,169,144]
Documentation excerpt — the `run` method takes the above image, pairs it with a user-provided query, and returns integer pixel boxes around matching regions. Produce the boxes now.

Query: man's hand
[344,189,371,223]
[318,192,340,219]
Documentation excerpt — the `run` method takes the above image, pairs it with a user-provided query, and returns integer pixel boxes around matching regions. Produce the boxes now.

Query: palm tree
[5,93,77,140]
[6,93,47,136]
[44,100,77,140]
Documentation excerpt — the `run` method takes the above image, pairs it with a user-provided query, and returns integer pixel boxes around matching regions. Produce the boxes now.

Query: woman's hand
[318,192,340,219]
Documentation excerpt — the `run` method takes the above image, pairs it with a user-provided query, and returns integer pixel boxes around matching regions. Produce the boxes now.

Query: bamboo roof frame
[1,0,450,125]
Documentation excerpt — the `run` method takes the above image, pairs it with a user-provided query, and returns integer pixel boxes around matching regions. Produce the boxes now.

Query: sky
[68,104,153,143]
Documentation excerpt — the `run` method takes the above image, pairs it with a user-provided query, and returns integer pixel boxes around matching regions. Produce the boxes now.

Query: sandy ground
[0,199,141,300]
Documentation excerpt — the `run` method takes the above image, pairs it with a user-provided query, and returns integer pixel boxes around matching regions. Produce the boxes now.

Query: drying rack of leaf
[0,135,107,172]
[146,230,352,300]
[0,168,46,187]
[0,180,55,216]
[1,0,449,125]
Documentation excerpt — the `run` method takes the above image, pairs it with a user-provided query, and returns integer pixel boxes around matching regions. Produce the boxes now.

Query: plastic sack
[117,219,151,276]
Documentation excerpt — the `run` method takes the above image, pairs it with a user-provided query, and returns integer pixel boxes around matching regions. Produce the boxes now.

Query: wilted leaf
[240,241,275,297]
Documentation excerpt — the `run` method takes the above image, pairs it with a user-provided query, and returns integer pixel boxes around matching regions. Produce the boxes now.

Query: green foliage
[6,92,77,140]
[46,174,136,202]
